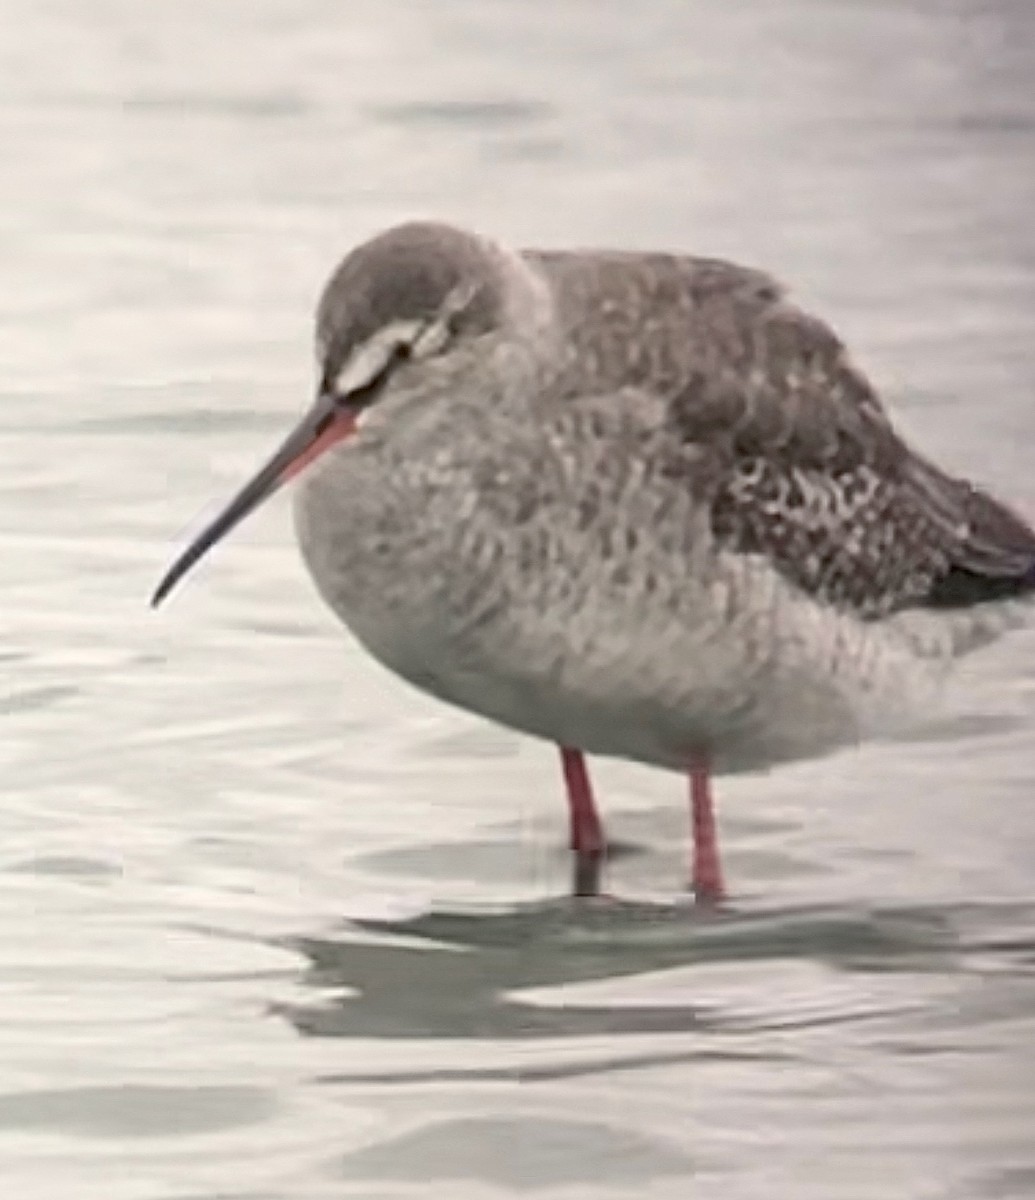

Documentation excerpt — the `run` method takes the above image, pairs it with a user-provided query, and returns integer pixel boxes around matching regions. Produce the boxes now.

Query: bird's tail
[924,478,1035,608]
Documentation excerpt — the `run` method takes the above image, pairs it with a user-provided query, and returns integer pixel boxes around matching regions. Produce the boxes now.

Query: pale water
[2,2,1035,1197]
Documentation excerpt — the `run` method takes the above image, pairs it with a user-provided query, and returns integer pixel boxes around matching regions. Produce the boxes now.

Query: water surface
[2,1,1034,1197]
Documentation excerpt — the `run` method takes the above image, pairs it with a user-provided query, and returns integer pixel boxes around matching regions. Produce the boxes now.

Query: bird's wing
[663,356,1035,617]
[532,248,1035,617]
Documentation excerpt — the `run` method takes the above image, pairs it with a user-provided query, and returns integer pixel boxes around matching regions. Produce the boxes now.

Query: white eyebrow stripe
[412,316,450,358]
[332,319,423,395]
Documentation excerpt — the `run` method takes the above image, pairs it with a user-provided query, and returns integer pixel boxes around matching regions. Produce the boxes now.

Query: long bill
[150,392,355,608]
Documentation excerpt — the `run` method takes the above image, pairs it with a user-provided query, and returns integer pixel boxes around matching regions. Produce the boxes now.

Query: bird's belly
[296,462,952,773]
[399,636,869,774]
[337,608,902,774]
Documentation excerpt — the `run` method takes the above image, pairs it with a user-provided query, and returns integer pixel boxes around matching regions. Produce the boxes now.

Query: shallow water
[2,1,1035,1197]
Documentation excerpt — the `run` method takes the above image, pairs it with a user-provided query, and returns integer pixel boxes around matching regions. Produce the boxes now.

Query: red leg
[559,746,605,897]
[689,756,726,904]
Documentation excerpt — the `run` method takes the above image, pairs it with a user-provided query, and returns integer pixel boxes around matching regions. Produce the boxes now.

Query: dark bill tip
[150,394,354,608]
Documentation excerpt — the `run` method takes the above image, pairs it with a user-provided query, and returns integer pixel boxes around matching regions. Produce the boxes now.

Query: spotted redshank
[152,221,1035,902]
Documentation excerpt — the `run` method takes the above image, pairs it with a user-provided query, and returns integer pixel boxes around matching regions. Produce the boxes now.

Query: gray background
[2,1,1034,1197]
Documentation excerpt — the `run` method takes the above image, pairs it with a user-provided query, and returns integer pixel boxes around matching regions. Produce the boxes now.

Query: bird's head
[151,221,513,607]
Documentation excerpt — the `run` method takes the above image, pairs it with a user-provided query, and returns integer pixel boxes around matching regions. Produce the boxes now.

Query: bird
[152,220,1035,904]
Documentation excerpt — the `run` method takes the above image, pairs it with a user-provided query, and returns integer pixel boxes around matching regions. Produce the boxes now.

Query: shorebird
[153,221,1035,903]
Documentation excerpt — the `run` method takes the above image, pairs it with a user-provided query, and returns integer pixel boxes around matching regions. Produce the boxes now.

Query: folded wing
[659,296,1035,618]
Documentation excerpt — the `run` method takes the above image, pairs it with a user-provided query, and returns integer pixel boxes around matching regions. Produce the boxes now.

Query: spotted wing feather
[659,298,1035,617]
[530,247,1035,617]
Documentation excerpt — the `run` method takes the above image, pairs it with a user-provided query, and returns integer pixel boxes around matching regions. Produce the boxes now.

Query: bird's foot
[571,849,604,898]
[690,879,728,910]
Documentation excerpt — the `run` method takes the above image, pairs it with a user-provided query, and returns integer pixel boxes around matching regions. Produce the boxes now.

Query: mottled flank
[291,220,1035,772]
[525,246,1035,619]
